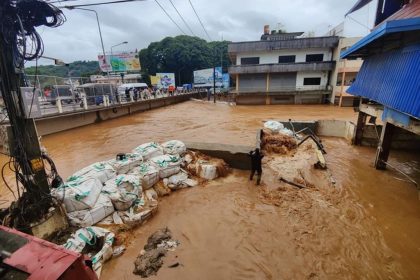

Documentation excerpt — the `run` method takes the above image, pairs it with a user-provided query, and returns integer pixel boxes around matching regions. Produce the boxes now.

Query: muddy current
[1,101,419,279]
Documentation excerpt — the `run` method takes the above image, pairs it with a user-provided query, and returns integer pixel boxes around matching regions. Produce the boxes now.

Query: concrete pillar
[265,73,270,105]
[82,96,88,110]
[374,122,395,170]
[354,111,367,145]
[130,91,134,102]
[102,95,107,107]
[235,74,239,93]
[339,71,346,107]
[56,97,63,113]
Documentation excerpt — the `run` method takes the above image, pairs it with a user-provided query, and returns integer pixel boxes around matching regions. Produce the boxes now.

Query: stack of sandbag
[52,176,115,227]
[68,162,116,184]
[150,154,182,178]
[103,174,141,211]
[129,163,160,190]
[108,153,143,174]
[161,140,186,155]
[132,142,163,161]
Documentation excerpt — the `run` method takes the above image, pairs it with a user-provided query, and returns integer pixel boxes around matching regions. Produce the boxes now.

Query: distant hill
[25,60,101,78]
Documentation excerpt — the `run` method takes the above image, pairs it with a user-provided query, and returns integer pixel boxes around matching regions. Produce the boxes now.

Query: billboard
[156,73,175,89]
[193,67,222,86]
[150,75,159,86]
[98,51,141,72]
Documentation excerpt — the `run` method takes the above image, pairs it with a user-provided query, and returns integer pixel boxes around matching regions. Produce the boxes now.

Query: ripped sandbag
[264,120,284,134]
[103,175,141,211]
[187,159,229,180]
[52,177,103,213]
[67,193,114,227]
[108,153,143,174]
[118,208,153,227]
[129,163,159,190]
[163,171,197,190]
[150,154,181,179]
[161,140,186,155]
[63,226,115,275]
[132,142,163,161]
[261,129,297,154]
[68,162,116,184]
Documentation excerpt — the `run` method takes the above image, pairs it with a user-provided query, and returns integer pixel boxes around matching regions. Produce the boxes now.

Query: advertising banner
[98,51,141,72]
[193,67,222,86]
[150,75,159,86]
[156,73,175,89]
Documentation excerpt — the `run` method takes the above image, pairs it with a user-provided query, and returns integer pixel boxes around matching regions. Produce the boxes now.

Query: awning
[340,17,420,59]
[345,0,373,16]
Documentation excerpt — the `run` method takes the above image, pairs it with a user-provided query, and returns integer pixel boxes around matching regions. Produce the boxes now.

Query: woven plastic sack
[264,120,284,134]
[103,175,141,211]
[129,163,159,189]
[108,153,143,174]
[68,162,116,184]
[162,140,186,155]
[150,154,181,178]
[67,193,114,227]
[132,142,163,161]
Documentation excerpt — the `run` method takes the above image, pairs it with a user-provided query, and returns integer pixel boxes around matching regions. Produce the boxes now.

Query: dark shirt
[249,151,264,171]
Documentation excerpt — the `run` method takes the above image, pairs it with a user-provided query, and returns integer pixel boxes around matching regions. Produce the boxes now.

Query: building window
[306,54,324,62]
[241,57,260,65]
[303,77,321,85]
[278,55,295,63]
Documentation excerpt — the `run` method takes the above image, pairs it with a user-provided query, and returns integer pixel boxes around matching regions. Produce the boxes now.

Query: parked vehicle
[78,83,116,106]
[47,85,74,105]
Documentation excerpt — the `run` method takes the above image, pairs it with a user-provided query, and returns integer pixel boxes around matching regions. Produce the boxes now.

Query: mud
[0,102,419,279]
[133,228,174,278]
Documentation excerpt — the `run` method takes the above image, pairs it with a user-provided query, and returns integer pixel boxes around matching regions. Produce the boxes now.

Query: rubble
[133,228,179,278]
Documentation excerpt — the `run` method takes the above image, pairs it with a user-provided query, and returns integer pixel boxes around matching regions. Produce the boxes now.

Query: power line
[58,0,147,8]
[154,0,186,35]
[188,0,211,41]
[168,0,196,36]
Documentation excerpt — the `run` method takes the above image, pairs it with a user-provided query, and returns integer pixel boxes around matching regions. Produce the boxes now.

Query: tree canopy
[139,35,231,85]
[25,61,100,78]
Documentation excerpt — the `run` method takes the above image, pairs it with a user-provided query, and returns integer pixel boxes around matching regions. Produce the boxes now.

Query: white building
[228,26,339,105]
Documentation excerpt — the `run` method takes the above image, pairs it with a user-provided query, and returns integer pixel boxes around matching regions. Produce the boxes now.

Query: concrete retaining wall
[186,142,254,170]
[34,93,197,136]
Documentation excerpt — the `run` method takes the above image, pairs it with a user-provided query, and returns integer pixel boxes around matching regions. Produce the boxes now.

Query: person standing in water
[249,148,264,185]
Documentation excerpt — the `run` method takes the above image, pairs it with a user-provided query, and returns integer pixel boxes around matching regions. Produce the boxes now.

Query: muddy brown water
[1,101,419,279]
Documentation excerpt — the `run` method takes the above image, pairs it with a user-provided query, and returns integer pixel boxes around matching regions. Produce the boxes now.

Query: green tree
[139,35,231,85]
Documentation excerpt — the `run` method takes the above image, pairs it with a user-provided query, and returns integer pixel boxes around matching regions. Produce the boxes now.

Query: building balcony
[234,85,331,95]
[228,61,335,75]
[228,36,339,54]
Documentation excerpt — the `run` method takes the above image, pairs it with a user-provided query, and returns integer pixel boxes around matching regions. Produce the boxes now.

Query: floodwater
[1,101,419,279]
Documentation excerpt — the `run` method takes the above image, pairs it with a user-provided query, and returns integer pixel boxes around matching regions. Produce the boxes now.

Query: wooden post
[266,73,270,105]
[375,122,395,170]
[339,69,346,107]
[354,111,366,145]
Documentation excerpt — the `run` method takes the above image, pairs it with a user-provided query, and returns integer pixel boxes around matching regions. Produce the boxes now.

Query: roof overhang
[345,0,373,16]
[340,17,420,59]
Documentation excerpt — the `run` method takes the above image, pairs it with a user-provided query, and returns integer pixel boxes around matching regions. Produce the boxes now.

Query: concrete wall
[236,48,333,65]
[296,71,329,89]
[186,142,254,170]
[32,93,198,137]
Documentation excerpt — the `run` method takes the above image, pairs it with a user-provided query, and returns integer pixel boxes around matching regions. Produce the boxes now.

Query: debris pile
[50,140,228,275]
[261,129,297,154]
[133,227,179,278]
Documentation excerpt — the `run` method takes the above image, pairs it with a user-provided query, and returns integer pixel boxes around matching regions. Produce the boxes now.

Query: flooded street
[1,101,419,279]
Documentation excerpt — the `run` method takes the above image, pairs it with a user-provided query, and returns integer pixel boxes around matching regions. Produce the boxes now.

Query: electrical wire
[154,0,186,35]
[58,0,147,8]
[168,0,196,36]
[188,0,211,41]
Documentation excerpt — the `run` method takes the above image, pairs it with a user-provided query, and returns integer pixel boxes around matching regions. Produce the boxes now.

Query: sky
[30,0,377,66]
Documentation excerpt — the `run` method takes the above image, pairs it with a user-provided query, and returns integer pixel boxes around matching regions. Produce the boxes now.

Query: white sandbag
[162,140,186,155]
[67,193,114,227]
[63,226,114,273]
[132,142,163,161]
[103,175,141,211]
[108,153,143,174]
[68,162,116,184]
[144,189,158,202]
[199,163,218,180]
[53,177,103,213]
[129,163,159,189]
[264,120,284,134]
[150,154,181,179]
[279,128,294,136]
[164,172,189,190]
[118,208,153,227]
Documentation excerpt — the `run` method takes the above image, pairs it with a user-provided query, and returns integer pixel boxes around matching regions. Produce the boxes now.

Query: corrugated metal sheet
[347,44,420,118]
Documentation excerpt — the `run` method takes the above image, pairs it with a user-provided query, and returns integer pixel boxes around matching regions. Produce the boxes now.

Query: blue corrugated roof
[341,17,420,59]
[347,44,420,119]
